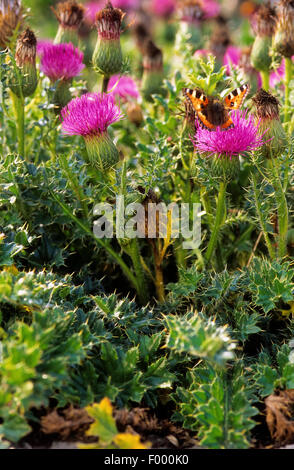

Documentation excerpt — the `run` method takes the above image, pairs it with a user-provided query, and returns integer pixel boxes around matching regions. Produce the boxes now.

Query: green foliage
[253,344,294,397]
[172,363,258,449]
[166,312,236,366]
[248,259,294,313]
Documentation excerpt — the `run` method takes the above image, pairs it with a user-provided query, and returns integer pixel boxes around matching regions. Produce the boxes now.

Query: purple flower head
[37,39,53,57]
[193,110,266,159]
[181,0,220,23]
[112,0,139,9]
[40,43,85,82]
[151,0,176,18]
[108,74,139,100]
[223,45,242,74]
[204,0,220,19]
[61,92,123,137]
[84,1,103,24]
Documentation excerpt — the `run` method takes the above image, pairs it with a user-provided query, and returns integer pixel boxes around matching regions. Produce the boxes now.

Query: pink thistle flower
[108,74,139,100]
[61,92,123,137]
[37,39,53,57]
[193,110,266,159]
[268,57,294,88]
[112,0,139,10]
[180,0,220,23]
[84,1,103,24]
[61,92,123,170]
[223,45,242,74]
[194,48,209,58]
[151,0,176,18]
[204,0,220,19]
[40,42,84,81]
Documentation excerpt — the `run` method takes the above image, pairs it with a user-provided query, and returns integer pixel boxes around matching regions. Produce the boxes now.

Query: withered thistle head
[0,0,23,49]
[143,39,163,71]
[15,27,36,66]
[273,0,294,57]
[10,26,38,97]
[96,1,125,40]
[92,1,124,77]
[252,88,280,120]
[251,2,277,37]
[252,88,287,158]
[51,1,84,29]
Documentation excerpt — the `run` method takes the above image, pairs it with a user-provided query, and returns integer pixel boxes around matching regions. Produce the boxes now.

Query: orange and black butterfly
[183,84,250,131]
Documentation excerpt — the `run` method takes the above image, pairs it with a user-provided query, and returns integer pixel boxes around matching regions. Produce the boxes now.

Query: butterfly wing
[224,84,250,110]
[184,88,215,130]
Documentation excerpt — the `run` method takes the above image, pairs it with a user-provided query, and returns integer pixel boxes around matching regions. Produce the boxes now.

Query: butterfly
[183,84,250,131]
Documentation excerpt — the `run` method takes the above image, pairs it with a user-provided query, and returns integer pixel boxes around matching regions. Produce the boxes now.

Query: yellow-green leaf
[114,433,150,449]
[85,398,117,444]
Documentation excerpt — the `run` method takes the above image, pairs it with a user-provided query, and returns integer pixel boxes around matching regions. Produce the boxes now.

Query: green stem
[58,153,89,221]
[128,239,148,304]
[284,57,292,124]
[102,76,110,94]
[270,156,289,259]
[205,181,227,264]
[200,187,214,230]
[251,172,275,259]
[260,70,269,91]
[12,92,25,159]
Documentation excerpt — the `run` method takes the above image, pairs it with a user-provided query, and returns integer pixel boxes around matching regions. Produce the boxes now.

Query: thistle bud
[9,28,38,97]
[133,22,151,55]
[85,132,120,170]
[252,88,287,158]
[141,39,165,102]
[0,0,23,49]
[250,2,277,72]
[52,1,84,46]
[273,0,294,58]
[210,155,241,180]
[92,1,124,78]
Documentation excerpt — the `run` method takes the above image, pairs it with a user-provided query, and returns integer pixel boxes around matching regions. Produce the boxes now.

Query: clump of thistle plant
[250,2,277,90]
[193,110,266,263]
[92,1,125,91]
[0,0,22,49]
[61,92,123,170]
[52,0,85,46]
[39,42,85,111]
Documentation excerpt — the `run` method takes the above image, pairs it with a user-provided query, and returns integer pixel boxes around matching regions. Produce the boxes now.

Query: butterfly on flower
[183,84,250,130]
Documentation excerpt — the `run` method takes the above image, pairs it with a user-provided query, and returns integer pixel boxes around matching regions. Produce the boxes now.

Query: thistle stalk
[251,171,275,259]
[269,154,289,258]
[205,181,227,264]
[11,90,25,159]
[260,70,269,91]
[128,239,148,304]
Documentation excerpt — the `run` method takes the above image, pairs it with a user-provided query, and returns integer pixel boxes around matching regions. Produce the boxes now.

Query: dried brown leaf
[41,406,93,440]
[265,390,294,445]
